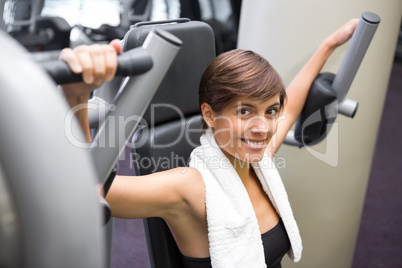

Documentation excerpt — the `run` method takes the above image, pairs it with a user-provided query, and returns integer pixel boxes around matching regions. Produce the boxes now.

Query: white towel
[188,128,302,267]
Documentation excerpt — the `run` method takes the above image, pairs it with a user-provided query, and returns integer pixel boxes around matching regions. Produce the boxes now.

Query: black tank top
[182,218,291,268]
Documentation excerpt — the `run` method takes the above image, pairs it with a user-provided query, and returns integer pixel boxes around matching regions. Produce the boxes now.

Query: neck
[222,150,252,184]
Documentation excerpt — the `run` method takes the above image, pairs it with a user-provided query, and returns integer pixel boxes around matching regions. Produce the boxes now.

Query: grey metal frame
[90,29,182,184]
[0,29,105,267]
[0,25,182,266]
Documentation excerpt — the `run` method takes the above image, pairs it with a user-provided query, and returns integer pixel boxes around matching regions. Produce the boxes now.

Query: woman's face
[210,95,281,163]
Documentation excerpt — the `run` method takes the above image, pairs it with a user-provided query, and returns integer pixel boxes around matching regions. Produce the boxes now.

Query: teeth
[245,140,263,146]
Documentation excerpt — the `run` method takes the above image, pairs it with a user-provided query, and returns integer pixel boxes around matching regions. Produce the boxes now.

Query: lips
[240,138,266,149]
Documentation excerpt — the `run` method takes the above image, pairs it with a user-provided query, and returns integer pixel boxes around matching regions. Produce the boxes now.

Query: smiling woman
[209,96,281,163]
[58,17,359,268]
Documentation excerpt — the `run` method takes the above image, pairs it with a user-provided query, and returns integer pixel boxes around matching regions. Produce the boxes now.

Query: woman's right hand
[59,39,122,102]
[59,40,122,141]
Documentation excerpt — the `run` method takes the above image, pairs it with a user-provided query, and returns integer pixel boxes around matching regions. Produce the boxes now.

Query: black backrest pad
[132,115,202,175]
[126,20,215,268]
[123,19,215,125]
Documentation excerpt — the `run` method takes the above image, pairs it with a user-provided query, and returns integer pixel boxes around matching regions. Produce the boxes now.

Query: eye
[266,108,278,117]
[238,109,251,116]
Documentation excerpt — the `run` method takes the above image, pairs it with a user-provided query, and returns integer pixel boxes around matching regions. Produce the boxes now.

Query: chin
[236,151,265,163]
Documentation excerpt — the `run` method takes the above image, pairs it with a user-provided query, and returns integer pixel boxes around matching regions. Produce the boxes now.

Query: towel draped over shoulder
[188,129,302,268]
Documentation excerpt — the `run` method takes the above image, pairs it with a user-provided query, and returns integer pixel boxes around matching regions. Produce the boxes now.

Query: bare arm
[268,19,359,155]
[59,40,122,142]
[59,41,121,196]
[105,167,204,219]
[59,42,202,220]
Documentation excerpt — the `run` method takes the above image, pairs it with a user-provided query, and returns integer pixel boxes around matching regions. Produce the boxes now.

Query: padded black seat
[125,19,215,267]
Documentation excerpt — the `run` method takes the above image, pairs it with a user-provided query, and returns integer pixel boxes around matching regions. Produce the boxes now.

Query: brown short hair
[199,49,287,130]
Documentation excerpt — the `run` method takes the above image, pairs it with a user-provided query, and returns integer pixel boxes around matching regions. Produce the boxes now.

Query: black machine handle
[40,47,153,85]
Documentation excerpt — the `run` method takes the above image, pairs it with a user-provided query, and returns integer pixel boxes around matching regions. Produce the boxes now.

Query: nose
[248,115,270,135]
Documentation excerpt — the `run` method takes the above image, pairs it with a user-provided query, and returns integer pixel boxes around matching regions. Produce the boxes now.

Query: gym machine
[284,12,381,146]
[0,26,182,267]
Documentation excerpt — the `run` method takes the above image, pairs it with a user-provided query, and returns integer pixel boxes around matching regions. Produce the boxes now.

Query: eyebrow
[234,102,280,109]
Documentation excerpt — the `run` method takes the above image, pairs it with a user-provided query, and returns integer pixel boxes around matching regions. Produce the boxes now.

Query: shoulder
[174,166,203,179]
[166,167,205,213]
[168,167,204,197]
[158,167,203,185]
[135,167,203,199]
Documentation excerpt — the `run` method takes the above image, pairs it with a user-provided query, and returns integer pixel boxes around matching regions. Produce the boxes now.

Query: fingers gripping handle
[333,12,380,101]
[40,47,153,85]
[334,12,380,118]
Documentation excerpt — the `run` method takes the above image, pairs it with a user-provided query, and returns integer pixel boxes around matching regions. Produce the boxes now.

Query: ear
[201,103,216,128]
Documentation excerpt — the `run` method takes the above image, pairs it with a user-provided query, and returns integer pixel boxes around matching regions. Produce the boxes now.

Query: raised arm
[58,41,203,221]
[59,40,122,142]
[268,19,358,155]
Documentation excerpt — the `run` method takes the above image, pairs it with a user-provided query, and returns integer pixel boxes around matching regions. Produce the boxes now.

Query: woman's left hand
[326,18,359,48]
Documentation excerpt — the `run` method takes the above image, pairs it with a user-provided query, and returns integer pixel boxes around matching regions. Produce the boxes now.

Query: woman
[61,18,358,268]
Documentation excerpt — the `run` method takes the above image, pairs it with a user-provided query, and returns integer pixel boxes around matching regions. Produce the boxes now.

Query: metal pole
[90,29,182,184]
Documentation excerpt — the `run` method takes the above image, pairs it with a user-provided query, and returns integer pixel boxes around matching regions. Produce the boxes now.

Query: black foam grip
[40,47,153,85]
[294,72,338,145]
